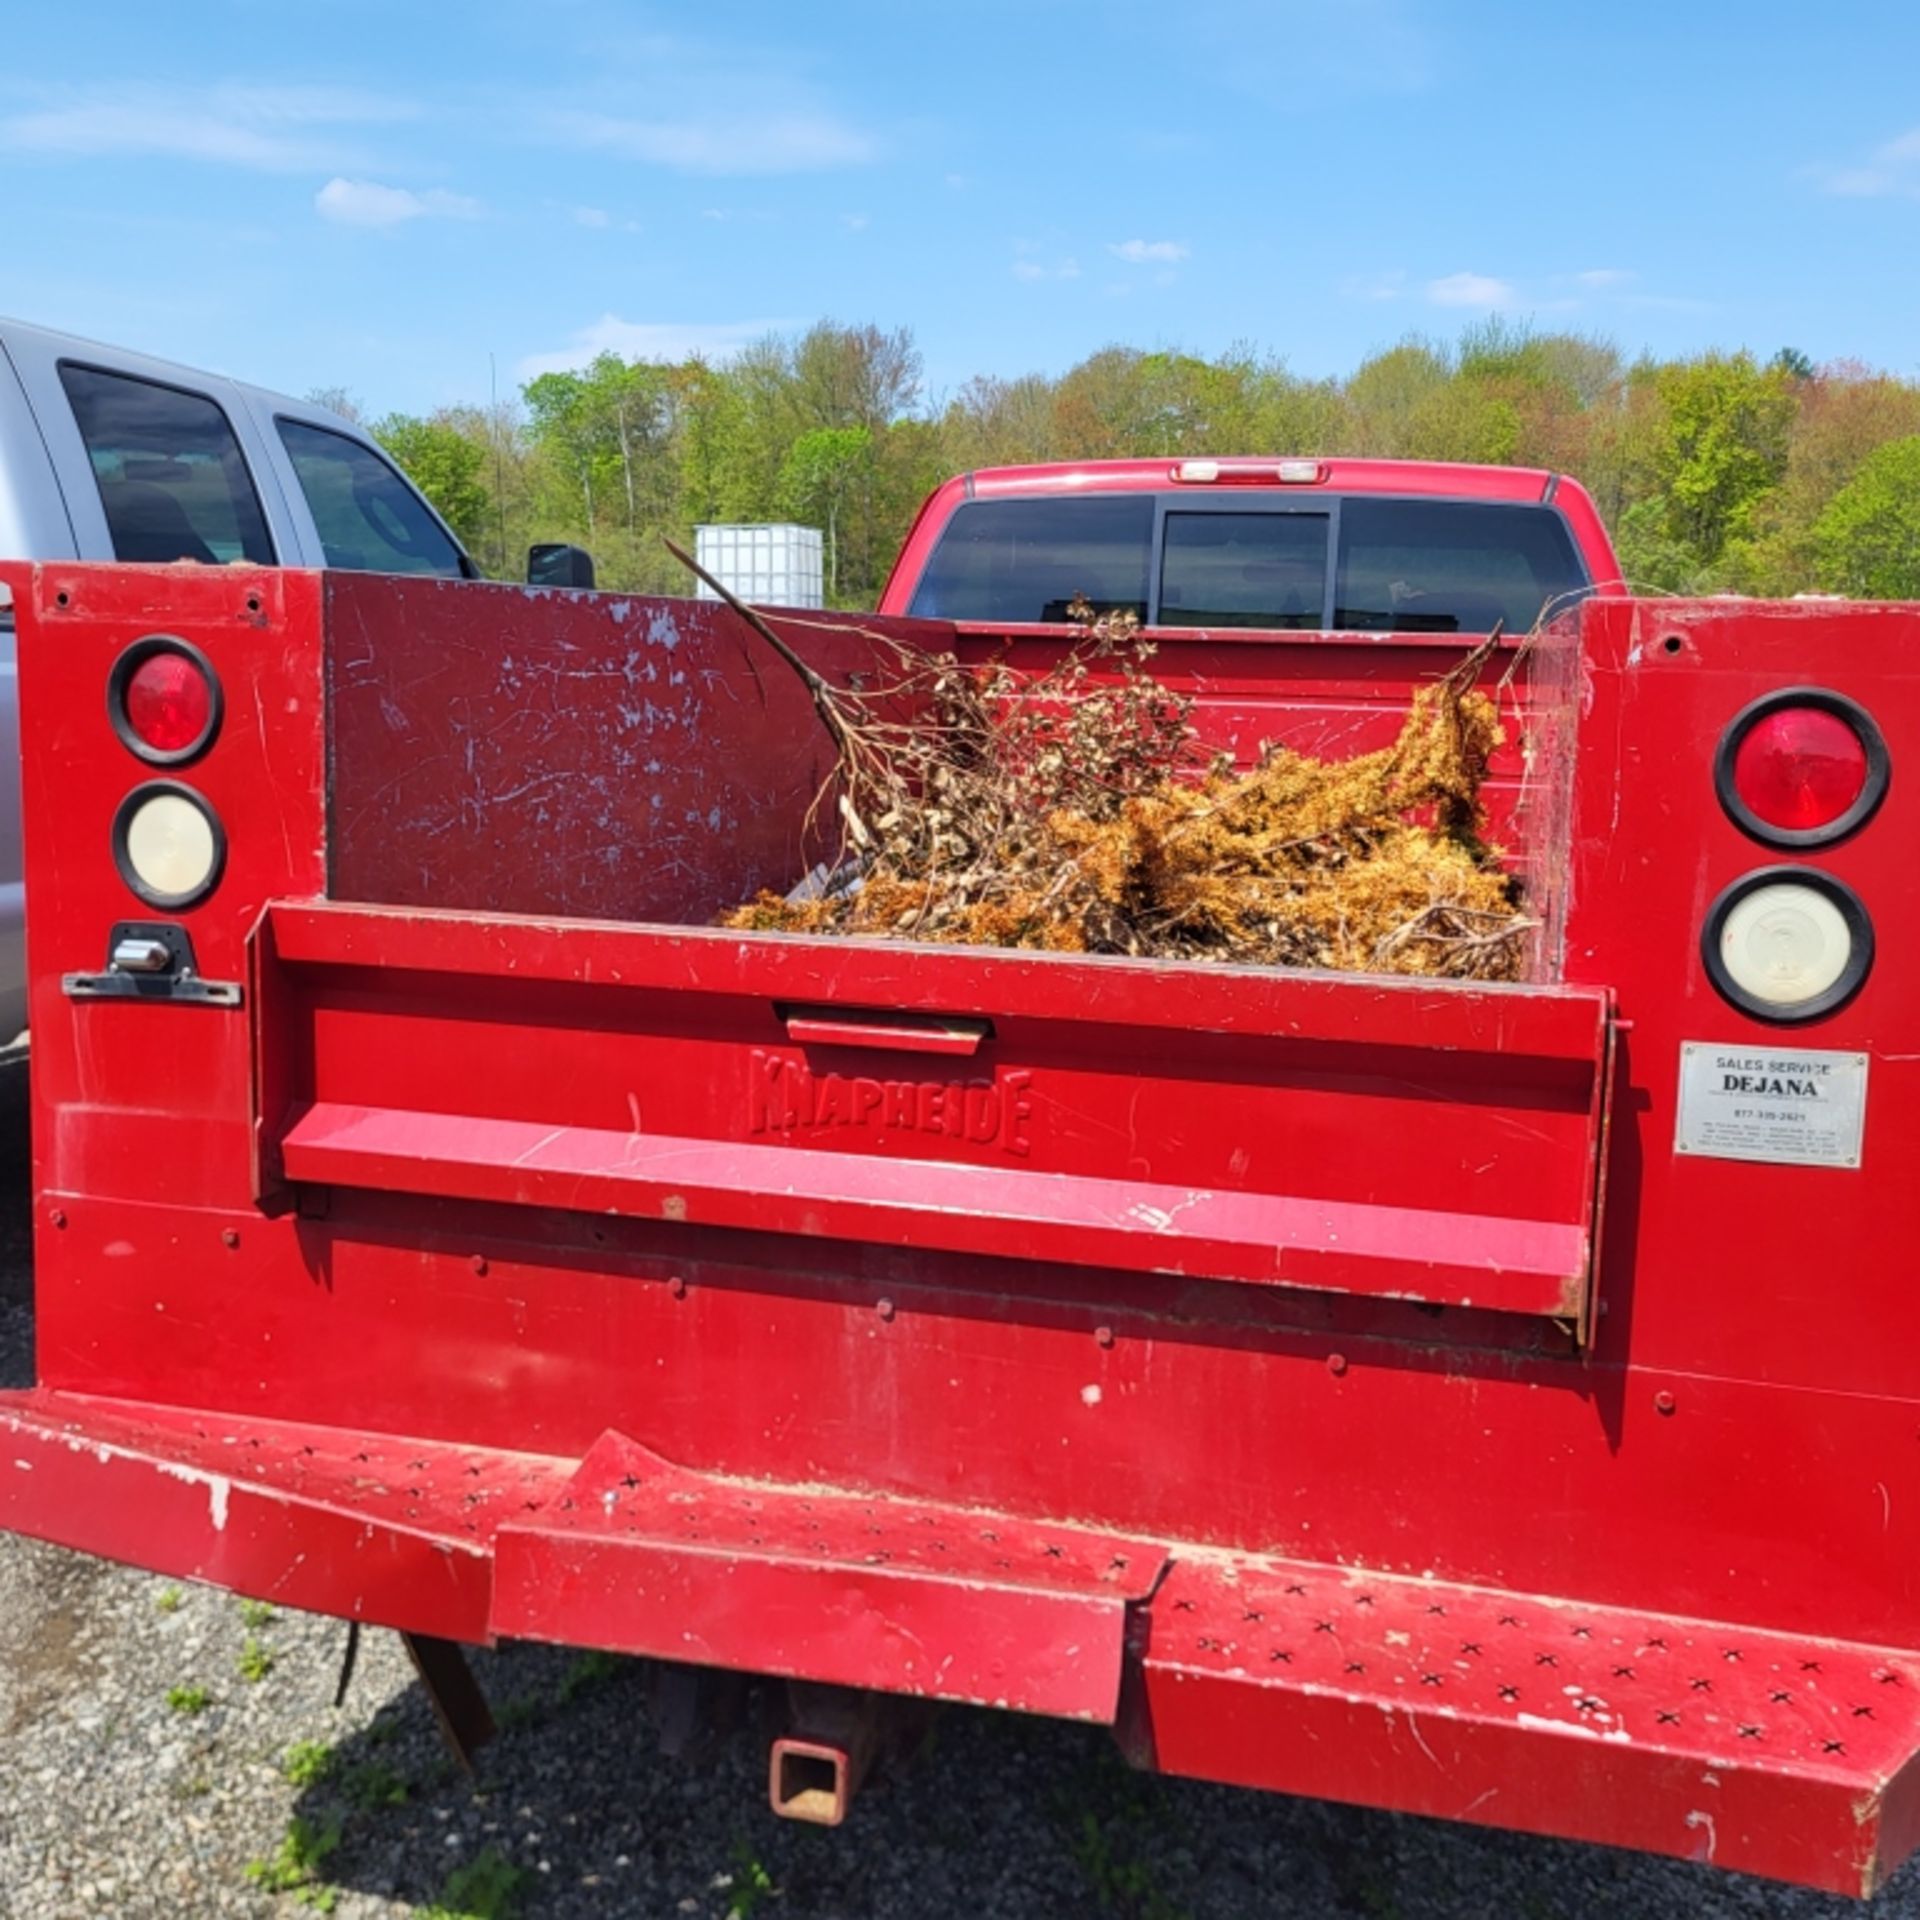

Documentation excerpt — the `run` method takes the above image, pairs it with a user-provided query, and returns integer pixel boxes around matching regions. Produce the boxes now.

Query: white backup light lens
[116,786,222,906]
[1174,460,1220,482]
[1275,459,1323,483]
[1718,882,1851,1006]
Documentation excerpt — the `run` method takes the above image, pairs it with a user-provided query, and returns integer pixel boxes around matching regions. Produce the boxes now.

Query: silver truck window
[1334,499,1587,634]
[907,496,1152,622]
[58,364,275,566]
[1160,511,1330,630]
[276,420,464,578]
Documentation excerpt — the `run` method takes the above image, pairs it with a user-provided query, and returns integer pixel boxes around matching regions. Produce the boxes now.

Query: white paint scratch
[155,1458,232,1531]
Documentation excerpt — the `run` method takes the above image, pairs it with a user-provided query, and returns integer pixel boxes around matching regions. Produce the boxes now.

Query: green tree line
[341,319,1920,606]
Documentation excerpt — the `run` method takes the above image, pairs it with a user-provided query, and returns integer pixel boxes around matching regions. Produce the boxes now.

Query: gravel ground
[0,1071,1914,1918]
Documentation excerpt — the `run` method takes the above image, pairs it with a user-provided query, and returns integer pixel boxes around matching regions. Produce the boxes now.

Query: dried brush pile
[684,549,1533,981]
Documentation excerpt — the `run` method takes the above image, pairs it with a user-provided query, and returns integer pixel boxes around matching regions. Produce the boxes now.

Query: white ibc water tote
[693,524,825,610]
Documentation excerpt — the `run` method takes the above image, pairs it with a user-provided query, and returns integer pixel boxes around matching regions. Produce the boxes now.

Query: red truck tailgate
[259,902,1611,1325]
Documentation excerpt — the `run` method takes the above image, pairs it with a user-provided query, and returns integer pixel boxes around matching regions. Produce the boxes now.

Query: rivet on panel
[221,1228,241,1250]
[1094,1324,1115,1349]
[471,1255,489,1276]
[877,1297,897,1322]
[1327,1352,1349,1377]
[48,1208,66,1230]
[1655,1390,1677,1416]
[668,1275,688,1299]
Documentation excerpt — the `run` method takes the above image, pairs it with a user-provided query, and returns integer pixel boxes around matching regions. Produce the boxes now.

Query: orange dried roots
[721,628,1530,981]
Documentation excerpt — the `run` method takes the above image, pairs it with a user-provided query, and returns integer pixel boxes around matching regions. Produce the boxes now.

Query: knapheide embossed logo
[748,1050,1034,1157]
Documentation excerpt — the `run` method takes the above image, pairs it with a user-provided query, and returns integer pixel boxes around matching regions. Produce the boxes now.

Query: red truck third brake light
[1172,459,1324,485]
[109,636,222,764]
[1717,687,1888,846]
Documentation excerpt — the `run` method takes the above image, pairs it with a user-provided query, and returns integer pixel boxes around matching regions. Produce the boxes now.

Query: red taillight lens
[125,652,212,755]
[109,637,221,765]
[1731,706,1867,832]
[1716,688,1887,848]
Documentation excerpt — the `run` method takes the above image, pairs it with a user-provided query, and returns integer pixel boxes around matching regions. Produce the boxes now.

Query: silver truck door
[4,323,296,564]
[0,332,80,564]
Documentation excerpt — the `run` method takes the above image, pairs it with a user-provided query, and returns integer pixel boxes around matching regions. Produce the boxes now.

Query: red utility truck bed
[2,552,1918,1895]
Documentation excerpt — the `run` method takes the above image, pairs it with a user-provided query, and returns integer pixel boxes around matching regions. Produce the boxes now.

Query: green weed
[723,1838,777,1920]
[420,1845,525,1920]
[244,1815,342,1911]
[1053,1747,1191,1920]
[343,1760,410,1809]
[280,1739,337,1788]
[165,1684,210,1716]
[238,1635,276,1684]
[555,1649,619,1704]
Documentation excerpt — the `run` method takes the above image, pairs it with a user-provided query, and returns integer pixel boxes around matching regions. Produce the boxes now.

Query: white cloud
[1575,267,1635,288]
[1816,126,1920,198]
[550,108,873,175]
[1343,269,1407,301]
[0,83,414,172]
[315,178,482,228]
[1012,256,1081,283]
[1426,271,1515,309]
[517,314,788,379]
[841,212,871,231]
[1108,238,1189,265]
[573,205,612,228]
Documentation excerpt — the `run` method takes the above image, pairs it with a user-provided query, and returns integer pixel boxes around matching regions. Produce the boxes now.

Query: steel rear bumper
[5,1385,1920,1896]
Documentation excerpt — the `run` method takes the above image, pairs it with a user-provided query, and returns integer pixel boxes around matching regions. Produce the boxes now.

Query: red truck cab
[2,461,1917,1897]
[879,457,1622,633]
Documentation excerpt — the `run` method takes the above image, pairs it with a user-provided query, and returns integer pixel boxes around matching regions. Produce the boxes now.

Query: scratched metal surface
[324,577,944,925]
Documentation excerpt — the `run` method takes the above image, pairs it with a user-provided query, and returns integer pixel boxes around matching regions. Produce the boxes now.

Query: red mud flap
[1129,1557,1920,1897]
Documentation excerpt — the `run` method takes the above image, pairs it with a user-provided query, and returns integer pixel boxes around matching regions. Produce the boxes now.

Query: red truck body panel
[1,509,1917,1895]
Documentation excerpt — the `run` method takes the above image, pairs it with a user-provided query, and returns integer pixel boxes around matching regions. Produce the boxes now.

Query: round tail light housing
[109,635,221,765]
[1715,687,1886,847]
[1703,866,1873,1021]
[112,781,226,910]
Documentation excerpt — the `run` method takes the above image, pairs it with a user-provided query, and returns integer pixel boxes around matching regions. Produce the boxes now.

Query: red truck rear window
[907,495,1153,622]
[1333,498,1586,634]
[908,492,1589,632]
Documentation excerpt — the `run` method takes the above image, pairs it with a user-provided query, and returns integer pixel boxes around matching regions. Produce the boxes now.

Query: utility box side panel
[11,561,326,1220]
[1565,597,1920,1396]
[323,574,933,924]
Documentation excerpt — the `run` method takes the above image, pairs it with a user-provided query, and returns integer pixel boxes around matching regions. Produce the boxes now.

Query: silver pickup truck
[0,316,559,1044]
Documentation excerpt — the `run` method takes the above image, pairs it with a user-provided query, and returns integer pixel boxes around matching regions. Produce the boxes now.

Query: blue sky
[2,0,1918,419]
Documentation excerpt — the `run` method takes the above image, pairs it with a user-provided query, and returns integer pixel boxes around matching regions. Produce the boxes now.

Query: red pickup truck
[3,456,1915,1897]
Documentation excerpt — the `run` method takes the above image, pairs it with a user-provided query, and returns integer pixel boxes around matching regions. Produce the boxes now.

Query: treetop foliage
[354,320,1920,607]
